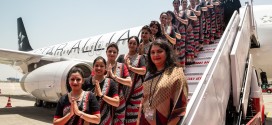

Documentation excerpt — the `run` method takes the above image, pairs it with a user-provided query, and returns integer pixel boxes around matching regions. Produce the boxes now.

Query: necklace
[70,90,83,100]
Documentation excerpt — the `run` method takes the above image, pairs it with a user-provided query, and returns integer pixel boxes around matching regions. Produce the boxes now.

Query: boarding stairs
[180,2,261,124]
[185,41,219,100]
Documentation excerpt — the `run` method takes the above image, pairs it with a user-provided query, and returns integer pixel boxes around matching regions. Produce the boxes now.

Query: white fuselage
[31,26,142,63]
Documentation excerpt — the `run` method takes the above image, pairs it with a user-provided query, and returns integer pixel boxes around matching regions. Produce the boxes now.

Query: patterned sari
[140,67,188,125]
[113,62,128,125]
[54,91,100,125]
[186,10,196,62]
[177,11,187,66]
[122,54,145,125]
[90,78,114,125]
[192,5,201,57]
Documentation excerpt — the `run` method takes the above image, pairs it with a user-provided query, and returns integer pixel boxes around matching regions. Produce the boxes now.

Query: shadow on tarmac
[0,106,55,124]
[266,117,272,125]
[1,94,35,101]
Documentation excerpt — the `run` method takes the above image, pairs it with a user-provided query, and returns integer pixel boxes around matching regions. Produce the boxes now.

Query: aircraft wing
[0,48,44,73]
[0,48,91,74]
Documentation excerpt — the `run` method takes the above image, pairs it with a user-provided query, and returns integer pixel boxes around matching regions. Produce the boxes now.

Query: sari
[54,91,100,125]
[113,62,129,125]
[118,54,146,125]
[140,67,188,125]
[177,10,187,66]
[84,77,118,125]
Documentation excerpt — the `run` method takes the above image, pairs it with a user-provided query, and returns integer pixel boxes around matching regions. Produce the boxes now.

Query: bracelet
[101,94,104,99]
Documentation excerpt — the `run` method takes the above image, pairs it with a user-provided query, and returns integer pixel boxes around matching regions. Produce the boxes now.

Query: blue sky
[0,0,271,80]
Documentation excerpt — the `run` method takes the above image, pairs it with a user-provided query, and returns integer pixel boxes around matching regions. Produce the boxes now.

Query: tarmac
[0,82,272,125]
[0,83,54,125]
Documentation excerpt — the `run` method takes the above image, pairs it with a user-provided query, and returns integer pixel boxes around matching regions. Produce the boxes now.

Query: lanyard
[148,74,163,107]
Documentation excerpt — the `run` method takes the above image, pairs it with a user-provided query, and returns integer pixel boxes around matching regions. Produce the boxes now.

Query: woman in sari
[175,0,188,67]
[53,67,100,125]
[207,0,216,44]
[84,56,120,125]
[106,43,132,125]
[149,20,163,42]
[160,12,176,46]
[138,39,188,125]
[117,36,146,124]
[190,0,201,57]
[139,25,153,55]
[186,2,198,65]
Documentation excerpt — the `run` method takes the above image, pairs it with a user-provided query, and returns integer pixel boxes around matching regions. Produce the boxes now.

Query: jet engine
[20,61,92,103]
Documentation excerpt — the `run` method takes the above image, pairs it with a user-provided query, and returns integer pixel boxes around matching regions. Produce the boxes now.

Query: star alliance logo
[18,32,25,48]
[18,32,25,42]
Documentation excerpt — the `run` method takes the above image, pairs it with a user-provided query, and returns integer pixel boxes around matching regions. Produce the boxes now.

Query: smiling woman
[139,39,188,125]
[53,67,101,125]
[82,56,120,125]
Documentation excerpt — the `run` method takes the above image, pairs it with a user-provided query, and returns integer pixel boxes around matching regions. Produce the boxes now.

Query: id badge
[145,107,154,120]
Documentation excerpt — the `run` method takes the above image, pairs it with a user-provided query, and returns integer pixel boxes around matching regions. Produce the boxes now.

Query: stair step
[198,50,215,57]
[188,82,198,95]
[185,65,207,74]
[202,46,216,51]
[186,73,203,83]
[193,57,211,66]
[202,45,217,51]
[214,38,220,43]
[184,40,219,101]
[188,92,193,99]
[202,43,219,51]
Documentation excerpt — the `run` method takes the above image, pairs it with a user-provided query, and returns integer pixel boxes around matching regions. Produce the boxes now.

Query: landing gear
[34,99,57,108]
[42,101,50,108]
[43,101,57,108]
[34,99,43,107]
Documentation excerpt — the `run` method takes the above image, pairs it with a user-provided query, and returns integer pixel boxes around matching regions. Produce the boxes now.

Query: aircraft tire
[42,101,50,108]
[35,99,43,107]
[52,103,57,108]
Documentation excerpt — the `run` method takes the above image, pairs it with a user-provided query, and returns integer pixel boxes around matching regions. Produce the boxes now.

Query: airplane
[0,0,271,124]
[0,17,142,107]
